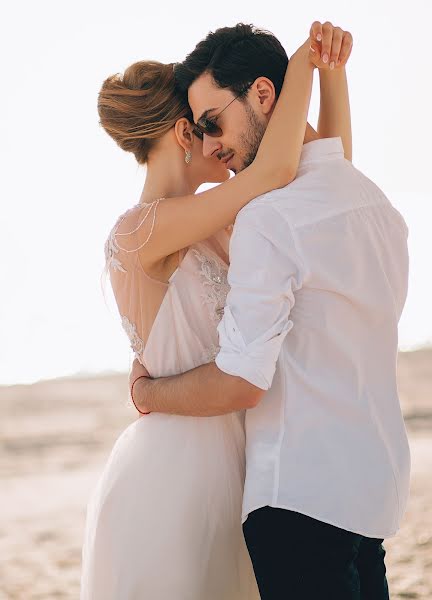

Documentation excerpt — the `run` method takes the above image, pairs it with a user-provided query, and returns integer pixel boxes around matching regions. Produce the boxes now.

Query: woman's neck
[139,154,199,205]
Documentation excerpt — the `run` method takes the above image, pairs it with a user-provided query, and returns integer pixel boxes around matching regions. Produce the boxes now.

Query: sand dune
[0,349,431,599]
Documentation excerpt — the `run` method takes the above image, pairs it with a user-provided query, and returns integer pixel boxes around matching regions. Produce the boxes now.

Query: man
[129,23,410,600]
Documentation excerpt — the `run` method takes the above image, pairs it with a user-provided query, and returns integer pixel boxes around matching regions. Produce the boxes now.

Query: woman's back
[105,201,232,377]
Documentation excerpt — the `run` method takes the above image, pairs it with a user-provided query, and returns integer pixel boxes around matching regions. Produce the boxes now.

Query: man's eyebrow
[197,108,218,122]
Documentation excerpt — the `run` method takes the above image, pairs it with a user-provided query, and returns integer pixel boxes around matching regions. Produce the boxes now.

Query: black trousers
[243,506,389,600]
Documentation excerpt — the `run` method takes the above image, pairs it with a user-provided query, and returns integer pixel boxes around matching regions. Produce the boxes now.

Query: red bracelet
[130,375,151,415]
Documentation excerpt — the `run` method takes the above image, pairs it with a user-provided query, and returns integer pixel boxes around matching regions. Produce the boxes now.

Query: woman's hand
[309,21,353,70]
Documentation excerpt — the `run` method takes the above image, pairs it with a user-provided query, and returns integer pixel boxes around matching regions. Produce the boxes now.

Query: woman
[81,23,353,600]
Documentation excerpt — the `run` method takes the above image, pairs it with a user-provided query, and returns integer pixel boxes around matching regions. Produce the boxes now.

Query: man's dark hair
[175,23,288,99]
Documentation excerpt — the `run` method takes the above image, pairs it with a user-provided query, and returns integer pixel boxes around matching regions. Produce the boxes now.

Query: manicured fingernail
[322,53,329,64]
[330,61,335,70]
[317,33,322,41]
[310,45,316,53]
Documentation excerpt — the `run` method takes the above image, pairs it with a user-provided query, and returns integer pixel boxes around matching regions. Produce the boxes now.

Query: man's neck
[303,122,320,145]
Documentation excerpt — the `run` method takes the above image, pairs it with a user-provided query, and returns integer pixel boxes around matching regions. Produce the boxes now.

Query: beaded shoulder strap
[114,198,162,253]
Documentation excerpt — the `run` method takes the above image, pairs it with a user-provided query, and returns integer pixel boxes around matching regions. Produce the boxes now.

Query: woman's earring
[185,150,192,164]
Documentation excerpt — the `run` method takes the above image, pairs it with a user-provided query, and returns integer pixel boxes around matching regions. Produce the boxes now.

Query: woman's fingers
[310,21,323,47]
[321,21,334,65]
[337,31,353,66]
[309,39,321,65]
[329,27,344,70]
[309,21,353,70]
[309,21,323,67]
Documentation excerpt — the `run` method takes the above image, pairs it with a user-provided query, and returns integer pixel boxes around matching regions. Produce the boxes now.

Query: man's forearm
[133,362,261,417]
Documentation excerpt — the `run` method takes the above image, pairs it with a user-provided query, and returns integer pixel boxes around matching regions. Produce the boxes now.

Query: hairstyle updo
[98,61,191,164]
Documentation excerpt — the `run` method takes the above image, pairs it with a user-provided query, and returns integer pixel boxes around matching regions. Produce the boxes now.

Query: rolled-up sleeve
[215,205,303,390]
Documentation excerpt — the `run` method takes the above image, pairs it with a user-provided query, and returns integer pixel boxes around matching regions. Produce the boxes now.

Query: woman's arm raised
[310,22,354,161]
[131,39,315,265]
[318,68,352,160]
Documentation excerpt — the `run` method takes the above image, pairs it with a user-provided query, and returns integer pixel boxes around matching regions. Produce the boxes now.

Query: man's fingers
[132,358,149,376]
[129,359,152,416]
[129,358,150,390]
[321,21,334,65]
[338,31,353,66]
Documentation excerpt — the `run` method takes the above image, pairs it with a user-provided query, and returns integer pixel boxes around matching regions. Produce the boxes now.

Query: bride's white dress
[80,202,260,599]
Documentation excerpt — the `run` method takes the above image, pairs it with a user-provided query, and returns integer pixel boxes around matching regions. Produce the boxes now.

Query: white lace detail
[201,343,220,363]
[192,249,229,325]
[121,316,144,361]
[105,223,127,273]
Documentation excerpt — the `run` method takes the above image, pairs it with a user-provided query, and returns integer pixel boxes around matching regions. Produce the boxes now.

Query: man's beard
[236,103,267,173]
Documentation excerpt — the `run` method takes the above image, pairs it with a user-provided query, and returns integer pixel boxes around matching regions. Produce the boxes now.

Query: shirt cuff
[215,306,292,390]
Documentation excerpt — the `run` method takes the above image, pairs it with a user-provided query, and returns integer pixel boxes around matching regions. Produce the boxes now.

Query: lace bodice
[105,202,231,378]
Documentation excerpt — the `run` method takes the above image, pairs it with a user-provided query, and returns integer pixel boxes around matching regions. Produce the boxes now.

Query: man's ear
[251,77,276,116]
[174,118,194,152]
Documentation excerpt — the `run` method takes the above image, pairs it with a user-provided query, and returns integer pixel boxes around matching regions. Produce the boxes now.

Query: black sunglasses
[193,83,253,139]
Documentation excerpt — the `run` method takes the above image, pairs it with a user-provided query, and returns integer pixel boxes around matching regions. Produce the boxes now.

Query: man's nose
[202,134,222,159]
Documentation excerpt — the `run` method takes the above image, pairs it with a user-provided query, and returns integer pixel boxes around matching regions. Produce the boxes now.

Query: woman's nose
[202,134,222,159]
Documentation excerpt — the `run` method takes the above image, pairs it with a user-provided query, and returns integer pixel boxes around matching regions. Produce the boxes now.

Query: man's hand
[309,21,353,70]
[129,358,151,416]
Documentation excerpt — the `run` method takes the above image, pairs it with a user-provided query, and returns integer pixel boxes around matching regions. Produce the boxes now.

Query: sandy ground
[0,349,430,599]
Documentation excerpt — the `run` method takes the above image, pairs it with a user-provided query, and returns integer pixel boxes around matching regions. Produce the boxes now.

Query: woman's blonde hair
[98,61,191,164]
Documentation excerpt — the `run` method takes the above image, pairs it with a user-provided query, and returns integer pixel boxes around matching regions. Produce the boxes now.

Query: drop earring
[185,150,192,164]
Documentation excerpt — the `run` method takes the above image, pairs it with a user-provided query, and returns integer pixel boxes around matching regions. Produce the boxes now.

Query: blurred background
[1,0,431,598]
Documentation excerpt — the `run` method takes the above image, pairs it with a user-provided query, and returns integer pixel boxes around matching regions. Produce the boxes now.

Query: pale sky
[1,0,431,385]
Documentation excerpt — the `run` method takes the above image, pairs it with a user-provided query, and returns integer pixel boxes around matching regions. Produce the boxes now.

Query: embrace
[80,21,410,600]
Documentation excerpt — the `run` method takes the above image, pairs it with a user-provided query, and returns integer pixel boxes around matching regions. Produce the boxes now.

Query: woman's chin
[198,168,230,186]
[216,169,231,183]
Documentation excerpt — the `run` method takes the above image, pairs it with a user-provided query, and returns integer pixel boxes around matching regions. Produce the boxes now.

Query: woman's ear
[251,77,276,116]
[174,118,194,152]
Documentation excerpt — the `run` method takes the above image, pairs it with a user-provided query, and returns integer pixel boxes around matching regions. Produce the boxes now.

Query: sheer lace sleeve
[104,201,170,368]
[105,200,162,274]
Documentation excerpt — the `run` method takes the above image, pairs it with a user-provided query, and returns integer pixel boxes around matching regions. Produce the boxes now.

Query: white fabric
[81,231,260,599]
[216,137,411,539]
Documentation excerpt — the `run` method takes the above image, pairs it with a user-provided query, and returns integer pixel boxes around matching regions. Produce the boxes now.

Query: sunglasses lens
[197,119,222,138]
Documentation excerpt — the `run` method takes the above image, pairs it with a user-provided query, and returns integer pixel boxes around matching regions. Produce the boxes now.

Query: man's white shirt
[216,137,410,538]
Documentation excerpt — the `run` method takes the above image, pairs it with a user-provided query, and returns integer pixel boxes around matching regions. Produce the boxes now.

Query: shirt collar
[299,137,344,166]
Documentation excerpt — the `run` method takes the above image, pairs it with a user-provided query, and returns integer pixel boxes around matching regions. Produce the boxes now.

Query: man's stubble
[237,102,267,173]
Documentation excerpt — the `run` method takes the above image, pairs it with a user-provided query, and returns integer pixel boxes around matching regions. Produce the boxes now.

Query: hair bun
[98,61,189,164]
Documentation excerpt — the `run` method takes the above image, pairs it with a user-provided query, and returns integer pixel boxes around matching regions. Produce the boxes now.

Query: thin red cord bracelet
[130,375,151,415]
